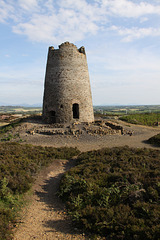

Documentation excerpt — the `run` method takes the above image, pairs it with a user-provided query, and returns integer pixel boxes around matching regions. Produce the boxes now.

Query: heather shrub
[59,146,160,239]
[0,142,80,239]
[0,208,14,240]
[147,134,160,146]
[0,142,80,194]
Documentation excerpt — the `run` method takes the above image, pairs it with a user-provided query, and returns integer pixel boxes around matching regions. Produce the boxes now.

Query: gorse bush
[59,146,160,239]
[0,142,80,240]
[119,113,160,126]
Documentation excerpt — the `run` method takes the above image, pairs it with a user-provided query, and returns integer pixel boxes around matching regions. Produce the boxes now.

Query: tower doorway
[73,103,79,119]
[50,111,56,123]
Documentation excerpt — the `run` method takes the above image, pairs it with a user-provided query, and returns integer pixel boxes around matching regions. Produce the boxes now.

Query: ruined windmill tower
[42,41,94,123]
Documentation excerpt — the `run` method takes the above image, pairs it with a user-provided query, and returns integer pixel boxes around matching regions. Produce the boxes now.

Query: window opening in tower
[73,103,79,119]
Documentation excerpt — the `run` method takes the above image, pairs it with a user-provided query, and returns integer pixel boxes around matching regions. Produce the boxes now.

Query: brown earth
[11,118,160,239]
[10,117,160,151]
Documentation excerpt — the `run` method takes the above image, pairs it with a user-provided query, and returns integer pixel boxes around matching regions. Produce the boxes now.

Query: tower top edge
[59,41,77,49]
[49,42,86,54]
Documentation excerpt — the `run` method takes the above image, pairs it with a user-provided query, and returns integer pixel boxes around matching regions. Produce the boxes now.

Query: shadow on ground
[23,115,44,125]
[142,140,160,148]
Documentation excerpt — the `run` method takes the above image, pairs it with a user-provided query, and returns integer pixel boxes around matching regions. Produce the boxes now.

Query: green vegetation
[59,146,160,239]
[147,134,160,147]
[119,113,160,126]
[0,143,80,240]
[0,119,23,143]
[94,105,160,117]
[0,119,23,135]
[0,133,21,142]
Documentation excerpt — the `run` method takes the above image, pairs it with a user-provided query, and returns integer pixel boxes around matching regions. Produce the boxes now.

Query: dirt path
[13,159,86,240]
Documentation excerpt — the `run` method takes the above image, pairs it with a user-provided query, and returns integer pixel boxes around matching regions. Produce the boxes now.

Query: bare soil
[12,118,160,239]
[11,117,160,151]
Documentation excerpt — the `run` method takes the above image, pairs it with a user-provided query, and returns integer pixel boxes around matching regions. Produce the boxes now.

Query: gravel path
[13,159,86,240]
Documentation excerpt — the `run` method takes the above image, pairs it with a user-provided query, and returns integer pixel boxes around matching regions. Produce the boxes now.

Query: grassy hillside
[59,146,160,239]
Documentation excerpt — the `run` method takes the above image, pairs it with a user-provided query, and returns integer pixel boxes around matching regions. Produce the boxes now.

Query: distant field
[14,108,42,112]
[0,106,42,114]
[94,105,160,116]
[1,105,160,117]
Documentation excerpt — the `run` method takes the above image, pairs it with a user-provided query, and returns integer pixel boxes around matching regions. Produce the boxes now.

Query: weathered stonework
[42,41,94,123]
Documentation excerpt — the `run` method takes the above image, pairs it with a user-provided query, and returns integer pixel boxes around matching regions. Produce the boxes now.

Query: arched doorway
[50,111,56,123]
[72,103,79,119]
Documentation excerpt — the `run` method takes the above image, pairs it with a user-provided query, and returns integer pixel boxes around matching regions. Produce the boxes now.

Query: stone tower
[42,41,94,123]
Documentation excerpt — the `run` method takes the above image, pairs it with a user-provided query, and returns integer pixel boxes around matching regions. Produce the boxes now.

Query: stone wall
[42,42,94,123]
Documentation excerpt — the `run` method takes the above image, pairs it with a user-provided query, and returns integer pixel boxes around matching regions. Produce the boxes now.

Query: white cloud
[12,0,102,43]
[1,0,160,43]
[140,17,148,23]
[18,0,39,11]
[0,0,14,23]
[59,0,105,21]
[13,14,59,42]
[110,26,160,42]
[101,0,160,18]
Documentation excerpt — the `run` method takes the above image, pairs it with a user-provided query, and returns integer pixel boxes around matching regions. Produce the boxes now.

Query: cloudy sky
[0,0,160,106]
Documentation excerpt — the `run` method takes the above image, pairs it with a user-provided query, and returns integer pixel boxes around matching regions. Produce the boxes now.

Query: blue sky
[0,0,160,106]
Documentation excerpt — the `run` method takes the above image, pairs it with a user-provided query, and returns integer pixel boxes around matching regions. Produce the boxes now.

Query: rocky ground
[5,116,160,151]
